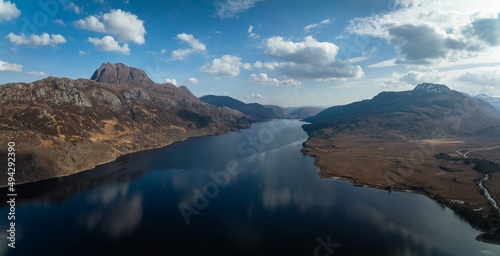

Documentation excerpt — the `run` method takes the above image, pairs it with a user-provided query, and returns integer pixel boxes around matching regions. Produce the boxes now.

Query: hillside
[301,83,500,241]
[199,95,277,121]
[200,95,324,120]
[304,83,500,138]
[0,63,250,185]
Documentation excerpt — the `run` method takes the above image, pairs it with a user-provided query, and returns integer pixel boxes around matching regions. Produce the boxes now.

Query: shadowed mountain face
[304,83,500,138]
[0,63,250,185]
[199,95,278,121]
[200,95,325,120]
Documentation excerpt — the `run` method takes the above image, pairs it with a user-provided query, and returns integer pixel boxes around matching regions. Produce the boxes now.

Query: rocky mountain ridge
[0,63,250,185]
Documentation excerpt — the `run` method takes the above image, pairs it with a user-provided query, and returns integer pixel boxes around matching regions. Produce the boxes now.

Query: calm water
[1,119,499,256]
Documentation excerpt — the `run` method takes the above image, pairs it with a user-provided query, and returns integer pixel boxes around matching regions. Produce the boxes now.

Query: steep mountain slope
[0,63,250,184]
[305,83,500,138]
[199,95,277,121]
[301,83,500,241]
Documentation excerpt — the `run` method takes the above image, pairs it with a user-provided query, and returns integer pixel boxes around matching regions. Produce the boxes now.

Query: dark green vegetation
[435,153,500,175]
[0,63,251,185]
[434,194,500,242]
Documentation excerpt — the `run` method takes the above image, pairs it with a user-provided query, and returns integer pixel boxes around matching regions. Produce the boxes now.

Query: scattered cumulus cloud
[383,70,443,89]
[64,2,83,14]
[53,19,66,26]
[251,93,264,99]
[186,78,199,84]
[171,49,195,60]
[248,25,259,39]
[164,78,177,85]
[26,71,47,78]
[459,69,500,87]
[0,0,21,23]
[74,9,147,45]
[171,33,206,60]
[263,36,363,81]
[176,33,206,51]
[79,50,91,55]
[6,33,67,47]
[242,63,253,70]
[200,55,243,77]
[0,60,22,73]
[250,73,301,87]
[345,0,500,66]
[304,19,333,33]
[88,36,130,55]
[253,61,283,70]
[214,0,263,19]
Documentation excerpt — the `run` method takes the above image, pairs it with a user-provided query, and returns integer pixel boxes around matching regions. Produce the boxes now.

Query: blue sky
[1,0,500,107]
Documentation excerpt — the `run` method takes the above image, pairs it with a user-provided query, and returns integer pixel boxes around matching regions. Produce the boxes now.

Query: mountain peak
[413,83,451,93]
[90,62,155,87]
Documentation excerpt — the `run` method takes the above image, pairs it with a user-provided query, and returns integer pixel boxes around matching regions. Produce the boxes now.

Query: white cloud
[88,36,130,55]
[165,78,177,85]
[242,63,253,70]
[251,93,264,99]
[346,56,368,63]
[6,33,67,47]
[248,25,259,39]
[459,69,500,87]
[383,70,443,89]
[64,2,83,14]
[264,36,363,81]
[368,58,398,68]
[176,33,206,51]
[253,61,284,70]
[186,78,199,84]
[214,0,263,19]
[346,0,500,66]
[171,33,206,60]
[200,55,243,77]
[171,49,194,60]
[74,9,146,44]
[160,49,166,54]
[79,50,90,55]
[53,19,66,26]
[0,60,22,73]
[250,73,301,87]
[0,0,21,23]
[304,19,333,33]
[27,71,47,78]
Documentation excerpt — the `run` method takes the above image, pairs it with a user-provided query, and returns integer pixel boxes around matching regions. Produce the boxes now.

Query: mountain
[200,95,325,121]
[0,63,250,184]
[199,95,277,121]
[301,83,500,239]
[476,94,500,111]
[289,106,325,119]
[304,83,500,138]
[264,105,325,119]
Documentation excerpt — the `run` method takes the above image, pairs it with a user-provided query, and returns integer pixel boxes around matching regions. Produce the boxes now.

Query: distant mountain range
[304,83,500,138]
[475,94,500,111]
[199,95,324,121]
[0,63,250,184]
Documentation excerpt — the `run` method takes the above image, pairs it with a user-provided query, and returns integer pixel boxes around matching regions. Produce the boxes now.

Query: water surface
[1,120,499,256]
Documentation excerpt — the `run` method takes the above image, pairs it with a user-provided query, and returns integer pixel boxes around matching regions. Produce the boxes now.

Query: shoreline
[305,151,500,245]
[1,127,248,188]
